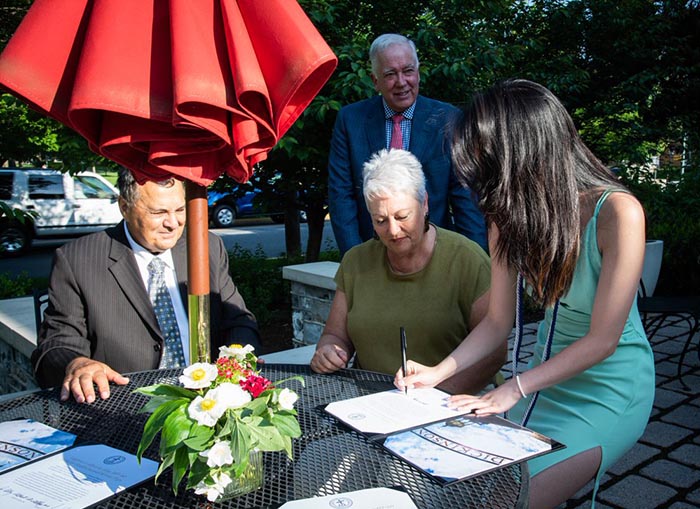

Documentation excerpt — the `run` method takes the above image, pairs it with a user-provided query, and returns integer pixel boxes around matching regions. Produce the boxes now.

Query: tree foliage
[1,0,698,265]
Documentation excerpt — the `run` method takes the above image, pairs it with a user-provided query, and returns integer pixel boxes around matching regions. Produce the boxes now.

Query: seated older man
[32,168,260,404]
[311,149,505,394]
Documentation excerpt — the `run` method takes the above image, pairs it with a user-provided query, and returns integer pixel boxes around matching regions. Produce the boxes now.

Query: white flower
[218,343,255,360]
[200,441,233,468]
[194,471,233,502]
[179,363,218,389]
[188,383,251,426]
[277,388,299,410]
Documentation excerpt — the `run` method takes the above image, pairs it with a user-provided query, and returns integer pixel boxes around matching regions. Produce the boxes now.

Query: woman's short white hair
[362,149,426,206]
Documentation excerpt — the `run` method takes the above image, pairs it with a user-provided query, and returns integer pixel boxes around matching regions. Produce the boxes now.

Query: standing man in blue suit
[328,33,487,256]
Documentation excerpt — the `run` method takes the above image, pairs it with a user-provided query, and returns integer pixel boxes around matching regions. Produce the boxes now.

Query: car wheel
[213,203,236,228]
[0,222,32,257]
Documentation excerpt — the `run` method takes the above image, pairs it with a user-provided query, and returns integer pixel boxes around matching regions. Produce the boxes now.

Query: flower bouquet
[135,344,303,502]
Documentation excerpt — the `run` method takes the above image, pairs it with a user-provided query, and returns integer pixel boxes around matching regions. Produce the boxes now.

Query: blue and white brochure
[0,419,76,473]
[382,413,563,484]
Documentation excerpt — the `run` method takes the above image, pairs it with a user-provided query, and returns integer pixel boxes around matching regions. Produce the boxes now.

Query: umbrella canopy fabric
[0,0,337,185]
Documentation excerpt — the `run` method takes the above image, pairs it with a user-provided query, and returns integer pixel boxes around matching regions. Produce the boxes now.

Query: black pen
[400,326,408,395]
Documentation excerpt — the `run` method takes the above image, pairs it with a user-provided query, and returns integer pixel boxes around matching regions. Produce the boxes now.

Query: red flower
[240,374,272,398]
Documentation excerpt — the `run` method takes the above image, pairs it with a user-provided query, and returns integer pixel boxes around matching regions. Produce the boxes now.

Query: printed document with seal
[324,387,463,435]
[0,442,158,509]
[279,487,418,508]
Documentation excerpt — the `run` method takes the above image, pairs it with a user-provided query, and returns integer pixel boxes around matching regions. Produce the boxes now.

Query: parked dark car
[207,187,286,228]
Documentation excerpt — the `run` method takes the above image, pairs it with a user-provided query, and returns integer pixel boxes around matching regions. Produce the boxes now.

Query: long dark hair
[452,79,624,307]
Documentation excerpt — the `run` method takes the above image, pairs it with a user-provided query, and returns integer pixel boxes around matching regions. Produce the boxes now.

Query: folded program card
[0,419,76,473]
[279,487,418,508]
[324,387,463,435]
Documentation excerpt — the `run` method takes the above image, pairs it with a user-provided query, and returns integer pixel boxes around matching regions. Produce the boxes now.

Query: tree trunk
[284,189,301,258]
[305,200,327,262]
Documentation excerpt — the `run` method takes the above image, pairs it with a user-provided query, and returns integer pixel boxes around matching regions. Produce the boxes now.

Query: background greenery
[1,0,698,296]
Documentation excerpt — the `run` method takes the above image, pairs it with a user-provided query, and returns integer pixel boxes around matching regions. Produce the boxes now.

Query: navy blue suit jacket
[328,95,487,255]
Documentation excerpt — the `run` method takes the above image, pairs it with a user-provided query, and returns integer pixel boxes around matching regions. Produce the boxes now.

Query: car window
[28,175,64,199]
[74,175,117,199]
[0,174,13,200]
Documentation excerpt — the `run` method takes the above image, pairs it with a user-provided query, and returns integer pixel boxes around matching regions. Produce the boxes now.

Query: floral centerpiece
[135,344,303,502]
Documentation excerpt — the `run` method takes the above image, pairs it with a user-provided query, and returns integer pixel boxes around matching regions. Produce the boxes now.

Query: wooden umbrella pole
[186,181,211,363]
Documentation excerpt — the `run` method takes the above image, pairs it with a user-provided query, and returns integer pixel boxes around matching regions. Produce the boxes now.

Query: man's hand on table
[61,357,130,404]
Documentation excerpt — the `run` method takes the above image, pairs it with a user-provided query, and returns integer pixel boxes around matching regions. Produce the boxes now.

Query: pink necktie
[390,113,404,150]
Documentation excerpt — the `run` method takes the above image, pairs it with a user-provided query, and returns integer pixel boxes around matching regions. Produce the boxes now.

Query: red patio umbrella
[0,0,337,361]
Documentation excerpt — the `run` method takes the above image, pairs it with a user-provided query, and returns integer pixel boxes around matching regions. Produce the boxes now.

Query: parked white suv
[0,168,122,256]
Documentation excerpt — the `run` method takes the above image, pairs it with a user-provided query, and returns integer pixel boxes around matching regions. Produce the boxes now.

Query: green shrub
[227,246,339,326]
[0,273,47,299]
[620,166,700,296]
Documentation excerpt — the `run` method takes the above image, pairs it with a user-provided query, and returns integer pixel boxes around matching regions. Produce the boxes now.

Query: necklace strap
[510,273,559,427]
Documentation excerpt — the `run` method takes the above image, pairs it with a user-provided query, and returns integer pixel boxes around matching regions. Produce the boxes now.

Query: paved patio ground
[508,318,699,509]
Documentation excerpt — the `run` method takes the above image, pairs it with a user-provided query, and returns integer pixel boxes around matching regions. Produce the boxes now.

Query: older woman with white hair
[311,149,505,394]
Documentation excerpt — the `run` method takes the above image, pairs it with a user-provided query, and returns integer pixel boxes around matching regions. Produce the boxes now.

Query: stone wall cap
[282,261,339,290]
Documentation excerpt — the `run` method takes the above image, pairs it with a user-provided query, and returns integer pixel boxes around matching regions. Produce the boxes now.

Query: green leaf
[186,458,210,489]
[183,424,215,451]
[135,384,196,400]
[138,396,173,414]
[160,405,194,455]
[249,422,287,452]
[244,396,271,415]
[154,452,175,484]
[271,412,302,438]
[137,399,188,460]
[171,446,190,495]
[229,419,252,464]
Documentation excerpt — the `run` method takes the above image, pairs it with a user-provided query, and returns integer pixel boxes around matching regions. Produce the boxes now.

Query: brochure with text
[0,419,76,473]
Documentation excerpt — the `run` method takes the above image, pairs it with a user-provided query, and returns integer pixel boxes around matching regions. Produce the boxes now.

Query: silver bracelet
[515,375,527,399]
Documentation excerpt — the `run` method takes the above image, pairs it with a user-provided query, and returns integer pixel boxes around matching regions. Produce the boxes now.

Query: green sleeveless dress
[508,190,655,502]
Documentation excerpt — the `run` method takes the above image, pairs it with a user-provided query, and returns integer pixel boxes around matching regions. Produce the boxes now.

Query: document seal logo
[103,455,127,465]
[328,497,353,508]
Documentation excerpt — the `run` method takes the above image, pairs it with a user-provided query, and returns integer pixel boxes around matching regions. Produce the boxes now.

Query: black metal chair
[637,280,700,388]
[32,288,49,336]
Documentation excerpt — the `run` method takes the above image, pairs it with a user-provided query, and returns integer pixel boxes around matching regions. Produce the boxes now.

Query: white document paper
[324,387,463,435]
[0,419,76,473]
[280,487,418,508]
[0,443,159,509]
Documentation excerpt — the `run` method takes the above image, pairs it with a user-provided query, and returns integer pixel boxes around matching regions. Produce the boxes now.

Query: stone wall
[0,340,37,395]
[282,261,339,346]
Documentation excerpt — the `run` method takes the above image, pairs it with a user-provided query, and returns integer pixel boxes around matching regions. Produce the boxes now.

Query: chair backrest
[638,278,650,300]
[33,288,49,336]
[641,240,663,297]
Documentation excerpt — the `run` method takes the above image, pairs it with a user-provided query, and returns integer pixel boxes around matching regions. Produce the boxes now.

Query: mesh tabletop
[0,365,527,508]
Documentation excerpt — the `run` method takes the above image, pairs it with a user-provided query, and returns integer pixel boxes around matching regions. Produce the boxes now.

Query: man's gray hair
[117,167,180,207]
[363,149,426,206]
[369,33,419,76]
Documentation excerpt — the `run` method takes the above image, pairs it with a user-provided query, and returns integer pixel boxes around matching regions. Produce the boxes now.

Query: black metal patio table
[0,365,528,508]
